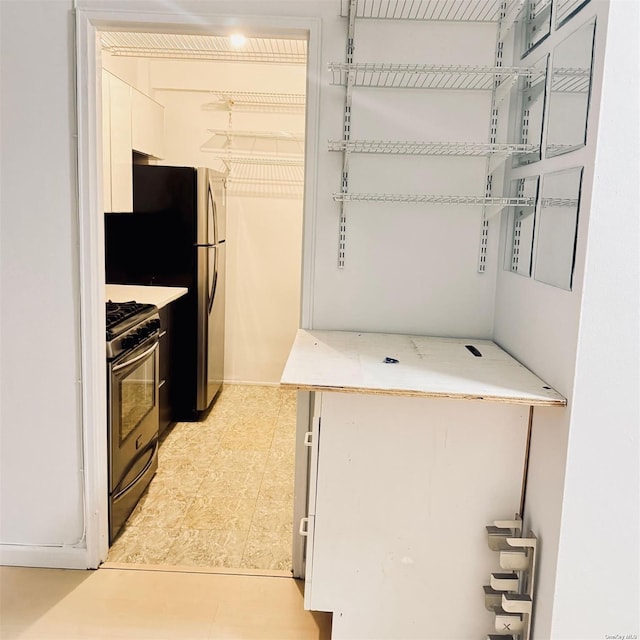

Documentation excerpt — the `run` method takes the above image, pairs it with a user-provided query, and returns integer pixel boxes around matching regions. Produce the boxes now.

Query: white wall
[102,51,152,95]
[0,0,85,554]
[493,1,640,636]
[550,0,639,635]
[224,196,303,382]
[493,5,604,633]
[312,18,500,337]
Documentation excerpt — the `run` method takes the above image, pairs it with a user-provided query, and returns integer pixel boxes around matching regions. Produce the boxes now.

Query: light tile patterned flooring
[107,384,296,572]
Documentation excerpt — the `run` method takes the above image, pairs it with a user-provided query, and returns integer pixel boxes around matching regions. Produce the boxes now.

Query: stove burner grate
[106,300,147,330]
[106,300,158,342]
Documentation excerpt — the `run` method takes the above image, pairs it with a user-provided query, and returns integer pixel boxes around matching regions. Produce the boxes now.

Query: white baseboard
[0,544,92,570]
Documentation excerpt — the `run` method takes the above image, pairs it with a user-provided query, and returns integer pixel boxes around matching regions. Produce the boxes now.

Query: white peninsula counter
[282,330,565,639]
[105,284,188,308]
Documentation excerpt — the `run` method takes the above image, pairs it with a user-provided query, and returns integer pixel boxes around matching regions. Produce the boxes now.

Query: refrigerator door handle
[194,240,225,248]
[209,258,218,315]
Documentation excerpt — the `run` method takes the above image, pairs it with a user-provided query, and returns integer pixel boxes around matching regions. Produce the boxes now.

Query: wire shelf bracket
[338,0,358,269]
[478,0,514,273]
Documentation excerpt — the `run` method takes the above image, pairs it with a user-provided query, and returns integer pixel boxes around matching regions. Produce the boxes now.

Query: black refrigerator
[105,165,226,420]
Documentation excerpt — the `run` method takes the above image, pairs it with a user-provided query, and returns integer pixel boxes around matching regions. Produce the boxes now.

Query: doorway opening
[95,27,309,575]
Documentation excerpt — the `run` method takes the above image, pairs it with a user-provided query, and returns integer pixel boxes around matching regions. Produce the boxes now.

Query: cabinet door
[158,305,173,434]
[108,74,133,212]
[309,392,529,638]
[302,392,322,610]
[131,89,164,159]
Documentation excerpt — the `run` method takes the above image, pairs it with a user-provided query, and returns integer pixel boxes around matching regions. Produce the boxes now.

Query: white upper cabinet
[107,73,133,213]
[102,69,113,213]
[102,70,165,213]
[131,88,165,160]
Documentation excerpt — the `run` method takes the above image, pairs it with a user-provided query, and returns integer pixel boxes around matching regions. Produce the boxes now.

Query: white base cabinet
[305,391,529,639]
[282,330,565,638]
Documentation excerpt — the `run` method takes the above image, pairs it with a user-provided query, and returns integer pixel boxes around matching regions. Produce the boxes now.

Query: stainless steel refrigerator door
[196,167,227,412]
[196,167,226,245]
[208,243,225,403]
[196,244,226,411]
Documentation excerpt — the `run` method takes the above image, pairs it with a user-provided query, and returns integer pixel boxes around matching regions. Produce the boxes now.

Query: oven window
[118,355,156,444]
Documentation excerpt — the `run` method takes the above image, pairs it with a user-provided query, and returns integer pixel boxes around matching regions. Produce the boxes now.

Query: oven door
[108,335,160,493]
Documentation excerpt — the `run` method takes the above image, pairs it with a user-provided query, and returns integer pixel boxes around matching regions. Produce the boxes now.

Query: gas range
[106,300,160,360]
[106,299,161,543]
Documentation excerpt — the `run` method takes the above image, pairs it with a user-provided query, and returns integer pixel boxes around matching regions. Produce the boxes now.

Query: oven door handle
[113,439,158,501]
[112,341,159,373]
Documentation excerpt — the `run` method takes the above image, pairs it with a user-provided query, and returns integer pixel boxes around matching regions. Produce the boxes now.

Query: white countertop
[281,329,566,407]
[106,284,188,309]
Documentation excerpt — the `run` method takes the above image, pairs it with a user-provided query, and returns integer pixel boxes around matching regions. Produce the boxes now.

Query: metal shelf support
[338,0,357,269]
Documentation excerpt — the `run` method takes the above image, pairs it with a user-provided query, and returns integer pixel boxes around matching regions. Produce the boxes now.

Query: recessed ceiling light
[230,33,246,48]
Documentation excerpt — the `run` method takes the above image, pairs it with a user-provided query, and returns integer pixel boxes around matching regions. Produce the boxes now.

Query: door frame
[75,6,321,570]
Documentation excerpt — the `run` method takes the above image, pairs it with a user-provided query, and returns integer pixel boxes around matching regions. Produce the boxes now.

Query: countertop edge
[105,284,189,309]
[279,381,567,407]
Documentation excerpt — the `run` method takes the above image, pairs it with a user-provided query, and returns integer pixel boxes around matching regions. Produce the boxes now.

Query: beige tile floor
[0,565,331,639]
[106,385,296,572]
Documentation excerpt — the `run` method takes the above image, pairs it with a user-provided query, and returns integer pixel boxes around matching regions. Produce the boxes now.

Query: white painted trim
[0,544,91,570]
[75,6,321,569]
[300,18,321,331]
[76,11,110,570]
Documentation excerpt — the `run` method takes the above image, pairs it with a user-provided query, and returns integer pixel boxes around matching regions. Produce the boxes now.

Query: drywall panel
[0,0,85,547]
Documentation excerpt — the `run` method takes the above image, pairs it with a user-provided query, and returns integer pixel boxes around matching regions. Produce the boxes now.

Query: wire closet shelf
[332,193,535,206]
[201,91,306,113]
[339,0,525,22]
[100,32,307,64]
[329,63,542,90]
[328,140,539,157]
[331,0,536,267]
